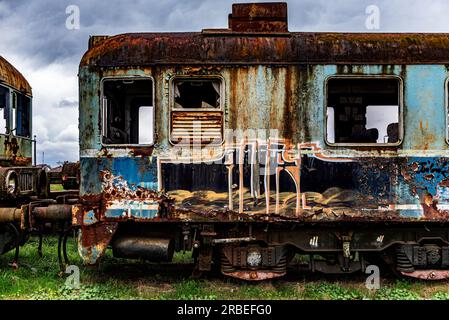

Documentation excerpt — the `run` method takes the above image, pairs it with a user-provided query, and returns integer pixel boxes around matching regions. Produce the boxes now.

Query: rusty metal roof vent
[228,2,288,33]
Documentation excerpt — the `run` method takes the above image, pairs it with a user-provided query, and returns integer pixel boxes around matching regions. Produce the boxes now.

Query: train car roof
[80,32,449,68]
[0,55,32,96]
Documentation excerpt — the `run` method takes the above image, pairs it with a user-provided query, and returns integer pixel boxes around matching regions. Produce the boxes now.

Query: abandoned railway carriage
[0,55,51,262]
[75,2,449,280]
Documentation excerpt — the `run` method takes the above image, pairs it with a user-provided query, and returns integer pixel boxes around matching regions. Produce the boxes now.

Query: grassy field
[1,236,449,300]
[50,184,65,192]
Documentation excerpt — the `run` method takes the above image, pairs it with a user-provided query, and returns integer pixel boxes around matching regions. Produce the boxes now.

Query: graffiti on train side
[143,139,449,221]
[160,139,382,219]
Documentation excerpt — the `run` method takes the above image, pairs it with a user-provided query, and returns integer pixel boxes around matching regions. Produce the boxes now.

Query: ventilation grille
[171,111,223,145]
[19,172,33,192]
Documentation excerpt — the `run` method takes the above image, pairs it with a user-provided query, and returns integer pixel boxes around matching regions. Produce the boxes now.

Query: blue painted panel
[80,156,158,196]
[403,65,447,151]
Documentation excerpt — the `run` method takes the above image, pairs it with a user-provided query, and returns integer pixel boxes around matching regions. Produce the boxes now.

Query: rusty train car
[72,2,449,281]
[0,55,49,264]
[0,56,75,266]
[0,56,49,200]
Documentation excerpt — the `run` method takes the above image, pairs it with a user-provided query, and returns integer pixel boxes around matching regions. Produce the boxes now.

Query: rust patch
[71,204,84,226]
[401,270,449,280]
[0,56,32,95]
[79,193,102,205]
[96,170,173,221]
[228,3,288,33]
[98,147,113,158]
[101,170,168,202]
[222,271,286,281]
[439,178,449,188]
[80,31,449,68]
[79,222,118,265]
[4,136,19,158]
[128,146,154,157]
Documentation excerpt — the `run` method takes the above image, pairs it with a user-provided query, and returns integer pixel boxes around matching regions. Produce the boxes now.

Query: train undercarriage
[59,219,449,281]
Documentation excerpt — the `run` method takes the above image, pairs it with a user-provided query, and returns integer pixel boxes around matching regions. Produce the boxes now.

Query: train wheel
[218,244,289,281]
[389,244,449,280]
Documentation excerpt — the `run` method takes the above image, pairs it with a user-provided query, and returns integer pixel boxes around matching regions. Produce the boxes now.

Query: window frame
[324,75,404,147]
[14,91,32,138]
[0,84,9,135]
[168,75,225,146]
[100,76,155,148]
[0,84,33,139]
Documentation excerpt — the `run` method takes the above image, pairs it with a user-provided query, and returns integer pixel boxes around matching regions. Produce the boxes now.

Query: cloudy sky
[1,0,449,166]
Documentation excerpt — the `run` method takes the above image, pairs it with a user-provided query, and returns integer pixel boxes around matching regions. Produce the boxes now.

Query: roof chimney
[228,2,288,33]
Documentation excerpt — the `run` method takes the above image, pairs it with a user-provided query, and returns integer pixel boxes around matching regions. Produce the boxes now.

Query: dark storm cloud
[2,0,449,68]
[2,0,362,66]
[0,0,232,66]
[1,0,449,165]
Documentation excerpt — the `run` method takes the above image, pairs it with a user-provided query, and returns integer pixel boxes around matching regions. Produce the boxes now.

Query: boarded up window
[102,78,154,145]
[326,78,400,144]
[171,78,223,145]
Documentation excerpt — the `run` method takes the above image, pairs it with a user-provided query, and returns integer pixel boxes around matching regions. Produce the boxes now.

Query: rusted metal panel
[231,2,288,19]
[80,33,449,68]
[228,3,288,33]
[0,56,32,95]
[78,222,118,265]
[0,135,32,166]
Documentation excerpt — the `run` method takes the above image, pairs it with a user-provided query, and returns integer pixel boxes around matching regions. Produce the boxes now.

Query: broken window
[0,86,8,134]
[326,78,400,144]
[101,78,154,145]
[171,78,223,145]
[15,93,31,138]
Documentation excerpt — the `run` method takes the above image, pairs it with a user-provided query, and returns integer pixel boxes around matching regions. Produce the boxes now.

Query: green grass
[1,237,449,300]
[50,184,64,192]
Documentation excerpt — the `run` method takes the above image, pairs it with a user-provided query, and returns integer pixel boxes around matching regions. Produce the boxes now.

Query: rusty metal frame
[168,74,226,146]
[99,75,155,148]
[323,74,404,148]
